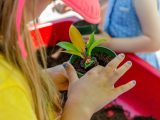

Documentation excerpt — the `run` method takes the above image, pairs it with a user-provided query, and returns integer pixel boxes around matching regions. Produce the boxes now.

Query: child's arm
[98,1,108,31]
[101,0,160,53]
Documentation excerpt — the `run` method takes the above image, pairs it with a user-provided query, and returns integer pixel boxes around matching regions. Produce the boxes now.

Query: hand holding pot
[46,65,69,91]
[61,54,136,120]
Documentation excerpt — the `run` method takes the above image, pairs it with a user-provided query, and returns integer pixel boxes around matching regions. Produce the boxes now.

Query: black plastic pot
[69,46,116,78]
[73,20,99,35]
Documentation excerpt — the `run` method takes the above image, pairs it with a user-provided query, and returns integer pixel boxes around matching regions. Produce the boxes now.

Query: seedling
[57,25,106,69]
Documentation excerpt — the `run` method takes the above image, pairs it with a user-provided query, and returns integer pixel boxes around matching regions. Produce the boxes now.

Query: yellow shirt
[0,54,37,120]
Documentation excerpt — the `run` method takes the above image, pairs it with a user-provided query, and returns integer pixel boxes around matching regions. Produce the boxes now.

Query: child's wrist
[63,97,93,119]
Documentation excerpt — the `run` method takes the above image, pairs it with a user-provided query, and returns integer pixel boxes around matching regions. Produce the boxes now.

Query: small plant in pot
[57,25,116,77]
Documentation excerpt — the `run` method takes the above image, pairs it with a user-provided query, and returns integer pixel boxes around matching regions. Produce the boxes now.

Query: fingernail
[63,63,68,69]
[131,80,136,85]
[127,61,132,65]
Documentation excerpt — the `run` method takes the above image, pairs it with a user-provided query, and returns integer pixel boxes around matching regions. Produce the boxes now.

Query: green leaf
[84,59,95,69]
[88,39,106,56]
[86,32,95,49]
[64,50,84,59]
[57,42,80,52]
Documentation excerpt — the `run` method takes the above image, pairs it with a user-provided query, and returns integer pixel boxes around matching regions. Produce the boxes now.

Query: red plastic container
[30,18,160,119]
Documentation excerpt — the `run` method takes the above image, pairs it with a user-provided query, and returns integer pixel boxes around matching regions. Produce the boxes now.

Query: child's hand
[63,54,136,116]
[53,1,72,14]
[45,65,69,91]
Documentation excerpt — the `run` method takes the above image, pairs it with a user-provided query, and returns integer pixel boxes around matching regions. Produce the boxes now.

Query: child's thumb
[63,62,79,83]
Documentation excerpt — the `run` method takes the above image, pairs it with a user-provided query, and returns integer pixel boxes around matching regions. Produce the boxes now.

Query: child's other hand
[53,0,72,14]
[63,54,136,115]
[46,65,69,91]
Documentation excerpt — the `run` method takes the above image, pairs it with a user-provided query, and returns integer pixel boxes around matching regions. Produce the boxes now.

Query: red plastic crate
[31,18,160,119]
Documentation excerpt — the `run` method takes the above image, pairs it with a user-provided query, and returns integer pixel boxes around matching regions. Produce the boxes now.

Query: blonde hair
[0,0,61,120]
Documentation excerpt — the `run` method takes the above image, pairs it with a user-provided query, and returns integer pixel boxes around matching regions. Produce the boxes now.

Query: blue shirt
[104,0,160,69]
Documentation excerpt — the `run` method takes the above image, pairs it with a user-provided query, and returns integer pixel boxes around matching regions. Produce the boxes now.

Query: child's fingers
[63,62,78,83]
[112,61,132,83]
[114,80,136,96]
[104,53,125,74]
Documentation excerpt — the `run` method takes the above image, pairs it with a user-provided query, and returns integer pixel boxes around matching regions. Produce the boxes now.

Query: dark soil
[72,53,114,74]
[91,105,156,120]
[91,105,129,120]
[133,116,156,120]
[37,46,71,68]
